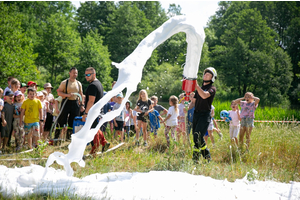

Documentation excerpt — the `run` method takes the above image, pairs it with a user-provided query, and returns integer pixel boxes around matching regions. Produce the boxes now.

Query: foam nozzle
[182,78,196,101]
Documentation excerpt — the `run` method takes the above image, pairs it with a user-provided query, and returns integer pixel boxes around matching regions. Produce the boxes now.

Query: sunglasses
[85,73,94,77]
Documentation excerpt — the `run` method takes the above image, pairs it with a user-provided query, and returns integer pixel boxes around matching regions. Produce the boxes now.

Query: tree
[76,1,116,39]
[134,1,168,29]
[210,7,293,105]
[76,30,113,91]
[0,2,38,87]
[106,2,153,80]
[34,12,81,85]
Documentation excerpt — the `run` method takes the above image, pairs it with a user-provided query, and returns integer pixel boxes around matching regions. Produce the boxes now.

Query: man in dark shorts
[192,67,217,163]
[82,67,110,154]
[56,67,83,140]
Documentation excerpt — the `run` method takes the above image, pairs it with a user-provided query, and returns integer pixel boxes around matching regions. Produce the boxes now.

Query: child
[204,105,222,147]
[151,95,168,116]
[1,90,15,152]
[177,93,187,143]
[162,95,179,147]
[0,88,4,150]
[234,92,260,149]
[134,89,153,146]
[37,91,49,140]
[186,92,195,143]
[124,100,133,140]
[13,91,25,151]
[148,100,164,139]
[113,93,125,142]
[20,87,43,149]
[225,101,241,146]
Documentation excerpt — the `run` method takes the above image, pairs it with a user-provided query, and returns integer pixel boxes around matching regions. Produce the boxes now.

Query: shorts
[137,115,148,123]
[241,118,254,128]
[1,124,11,138]
[229,125,240,138]
[114,121,124,131]
[207,120,214,131]
[176,122,186,133]
[24,122,40,137]
[204,131,208,137]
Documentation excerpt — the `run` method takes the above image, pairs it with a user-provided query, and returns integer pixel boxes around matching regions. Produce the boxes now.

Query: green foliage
[209,6,293,105]
[34,12,81,85]
[76,1,116,38]
[106,2,153,80]
[0,2,38,87]
[75,30,113,91]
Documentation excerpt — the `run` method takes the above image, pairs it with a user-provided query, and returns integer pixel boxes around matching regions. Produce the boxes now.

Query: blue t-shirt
[187,107,195,122]
[102,102,112,114]
[149,110,160,130]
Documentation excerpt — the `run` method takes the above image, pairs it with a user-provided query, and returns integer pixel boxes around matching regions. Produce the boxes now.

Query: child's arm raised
[234,97,245,105]
[253,96,260,106]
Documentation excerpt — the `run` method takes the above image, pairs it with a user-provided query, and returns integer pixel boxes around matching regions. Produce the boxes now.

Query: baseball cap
[14,90,23,97]
[21,83,28,88]
[116,93,123,98]
[27,81,39,87]
[5,90,14,96]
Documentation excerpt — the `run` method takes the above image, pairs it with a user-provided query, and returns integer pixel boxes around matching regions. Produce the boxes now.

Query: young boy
[151,95,168,116]
[113,93,125,142]
[20,87,43,149]
[1,90,15,152]
[148,100,164,138]
[234,92,260,150]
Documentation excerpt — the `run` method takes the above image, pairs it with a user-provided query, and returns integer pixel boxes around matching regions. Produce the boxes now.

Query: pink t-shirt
[240,101,258,119]
[229,110,240,126]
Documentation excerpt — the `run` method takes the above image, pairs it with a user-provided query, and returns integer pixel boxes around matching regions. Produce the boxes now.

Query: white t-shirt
[229,110,240,126]
[166,106,179,126]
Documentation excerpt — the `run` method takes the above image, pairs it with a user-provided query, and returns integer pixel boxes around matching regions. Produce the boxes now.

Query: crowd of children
[0,76,260,156]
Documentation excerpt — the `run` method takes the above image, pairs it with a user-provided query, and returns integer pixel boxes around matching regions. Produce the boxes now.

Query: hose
[49,93,82,139]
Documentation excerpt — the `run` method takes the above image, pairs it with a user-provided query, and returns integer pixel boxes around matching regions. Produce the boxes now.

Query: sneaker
[143,142,148,147]
[218,132,223,139]
[135,140,140,146]
[102,142,110,153]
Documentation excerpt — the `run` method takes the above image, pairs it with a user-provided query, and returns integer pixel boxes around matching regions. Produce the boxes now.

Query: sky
[0,164,299,199]
[72,1,220,27]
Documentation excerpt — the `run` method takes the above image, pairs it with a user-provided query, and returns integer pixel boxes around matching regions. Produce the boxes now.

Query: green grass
[0,120,299,199]
[160,100,300,121]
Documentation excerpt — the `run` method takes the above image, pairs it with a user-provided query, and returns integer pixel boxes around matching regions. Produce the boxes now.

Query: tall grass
[161,100,300,121]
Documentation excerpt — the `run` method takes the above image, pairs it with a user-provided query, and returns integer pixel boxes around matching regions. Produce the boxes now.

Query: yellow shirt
[21,98,42,123]
[58,79,83,100]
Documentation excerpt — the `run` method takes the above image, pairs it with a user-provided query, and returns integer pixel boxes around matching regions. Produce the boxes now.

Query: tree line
[0,1,299,106]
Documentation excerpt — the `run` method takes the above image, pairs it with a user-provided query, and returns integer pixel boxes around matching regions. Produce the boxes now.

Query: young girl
[226,101,241,146]
[134,89,153,147]
[13,91,25,151]
[37,91,49,140]
[234,92,260,149]
[124,101,133,140]
[162,95,179,147]
[177,93,187,143]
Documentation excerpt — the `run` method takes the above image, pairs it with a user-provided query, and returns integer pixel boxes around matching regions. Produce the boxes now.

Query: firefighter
[192,67,217,163]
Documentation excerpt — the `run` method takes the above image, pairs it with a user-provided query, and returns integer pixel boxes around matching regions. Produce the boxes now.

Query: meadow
[0,101,299,199]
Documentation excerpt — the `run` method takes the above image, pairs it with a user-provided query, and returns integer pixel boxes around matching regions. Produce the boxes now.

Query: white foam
[44,15,206,177]
[1,165,299,199]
